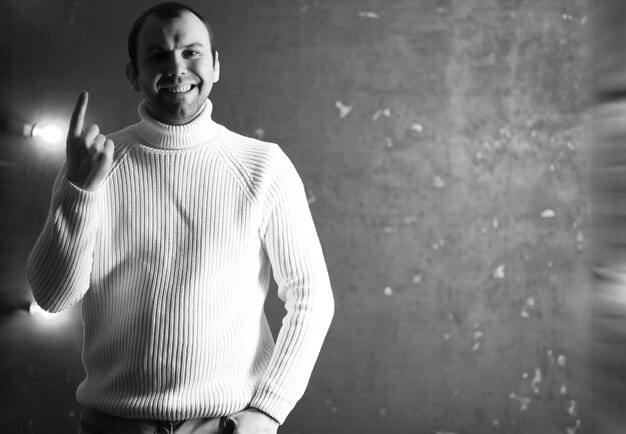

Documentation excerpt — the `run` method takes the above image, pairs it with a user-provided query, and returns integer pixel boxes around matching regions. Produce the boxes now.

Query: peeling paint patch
[541,209,556,218]
[410,123,424,133]
[531,368,542,394]
[493,265,505,279]
[324,397,338,414]
[403,215,418,225]
[509,392,531,411]
[412,274,422,284]
[384,286,393,296]
[372,108,391,121]
[566,419,582,434]
[471,327,484,351]
[431,239,445,250]
[432,176,445,188]
[567,400,578,417]
[557,354,567,367]
[358,11,380,19]
[335,101,353,118]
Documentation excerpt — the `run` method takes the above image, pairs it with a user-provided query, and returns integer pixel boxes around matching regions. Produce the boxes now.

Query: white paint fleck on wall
[531,368,542,394]
[509,392,531,410]
[358,11,379,19]
[493,265,505,279]
[410,123,424,133]
[335,101,353,118]
[567,400,577,417]
[372,108,391,121]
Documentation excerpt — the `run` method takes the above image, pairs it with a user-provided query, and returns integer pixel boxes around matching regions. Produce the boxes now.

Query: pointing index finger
[69,91,88,139]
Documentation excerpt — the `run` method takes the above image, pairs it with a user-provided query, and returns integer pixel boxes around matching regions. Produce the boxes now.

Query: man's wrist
[250,407,280,425]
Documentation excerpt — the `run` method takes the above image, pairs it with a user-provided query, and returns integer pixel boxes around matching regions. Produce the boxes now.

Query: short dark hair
[128,2,217,70]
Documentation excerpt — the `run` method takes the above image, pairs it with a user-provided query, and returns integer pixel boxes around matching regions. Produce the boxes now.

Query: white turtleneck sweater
[26,99,334,424]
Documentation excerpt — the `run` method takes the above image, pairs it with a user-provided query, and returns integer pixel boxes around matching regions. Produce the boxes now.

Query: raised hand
[65,91,114,191]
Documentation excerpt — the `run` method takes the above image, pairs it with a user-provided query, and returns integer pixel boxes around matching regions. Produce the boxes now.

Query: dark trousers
[79,407,234,434]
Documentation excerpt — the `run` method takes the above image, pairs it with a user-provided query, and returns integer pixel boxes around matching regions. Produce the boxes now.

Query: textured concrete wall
[1,1,591,433]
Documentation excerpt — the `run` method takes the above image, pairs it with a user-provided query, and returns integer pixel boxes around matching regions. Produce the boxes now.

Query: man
[26,3,334,433]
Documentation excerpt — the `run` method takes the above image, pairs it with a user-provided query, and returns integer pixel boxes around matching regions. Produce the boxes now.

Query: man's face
[126,11,219,125]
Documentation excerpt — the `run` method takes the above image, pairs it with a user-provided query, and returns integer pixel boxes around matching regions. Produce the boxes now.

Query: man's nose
[166,53,186,76]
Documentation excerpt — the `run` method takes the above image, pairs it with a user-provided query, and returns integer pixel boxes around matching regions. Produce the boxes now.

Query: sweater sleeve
[250,148,335,424]
[26,166,103,313]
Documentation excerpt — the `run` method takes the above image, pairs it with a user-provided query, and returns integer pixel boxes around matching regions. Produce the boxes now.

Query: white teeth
[165,85,192,94]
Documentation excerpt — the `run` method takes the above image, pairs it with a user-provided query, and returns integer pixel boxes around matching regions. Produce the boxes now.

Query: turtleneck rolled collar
[136,99,221,150]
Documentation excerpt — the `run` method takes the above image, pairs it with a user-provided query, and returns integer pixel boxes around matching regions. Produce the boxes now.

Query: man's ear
[212,51,220,83]
[125,61,141,92]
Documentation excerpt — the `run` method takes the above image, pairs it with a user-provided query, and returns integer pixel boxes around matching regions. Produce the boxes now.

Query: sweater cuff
[59,175,102,213]
[249,388,295,425]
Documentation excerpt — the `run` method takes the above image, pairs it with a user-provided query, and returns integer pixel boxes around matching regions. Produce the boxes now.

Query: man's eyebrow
[146,43,204,52]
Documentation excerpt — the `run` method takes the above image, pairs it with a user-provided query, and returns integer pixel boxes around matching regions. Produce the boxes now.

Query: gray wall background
[1,0,592,433]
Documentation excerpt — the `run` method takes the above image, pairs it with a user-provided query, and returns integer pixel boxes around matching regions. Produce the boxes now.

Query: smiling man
[126,4,219,125]
[26,3,334,434]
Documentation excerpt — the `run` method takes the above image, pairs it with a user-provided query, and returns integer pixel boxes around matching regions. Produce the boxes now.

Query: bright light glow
[29,300,60,319]
[32,123,65,145]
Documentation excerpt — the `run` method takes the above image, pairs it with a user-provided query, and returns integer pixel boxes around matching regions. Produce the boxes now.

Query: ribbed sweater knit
[26,99,334,424]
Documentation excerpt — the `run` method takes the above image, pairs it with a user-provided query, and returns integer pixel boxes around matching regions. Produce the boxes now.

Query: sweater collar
[136,99,220,149]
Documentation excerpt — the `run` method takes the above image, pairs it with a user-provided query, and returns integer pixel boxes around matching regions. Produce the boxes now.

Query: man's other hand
[226,408,279,434]
[66,91,114,191]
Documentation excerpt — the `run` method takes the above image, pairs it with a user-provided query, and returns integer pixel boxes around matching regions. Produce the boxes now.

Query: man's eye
[184,50,200,58]
[148,52,168,61]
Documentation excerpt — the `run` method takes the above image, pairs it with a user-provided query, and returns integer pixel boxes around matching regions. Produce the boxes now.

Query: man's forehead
[137,11,210,50]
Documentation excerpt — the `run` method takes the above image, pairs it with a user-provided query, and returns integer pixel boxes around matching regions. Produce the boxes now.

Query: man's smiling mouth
[161,84,196,94]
